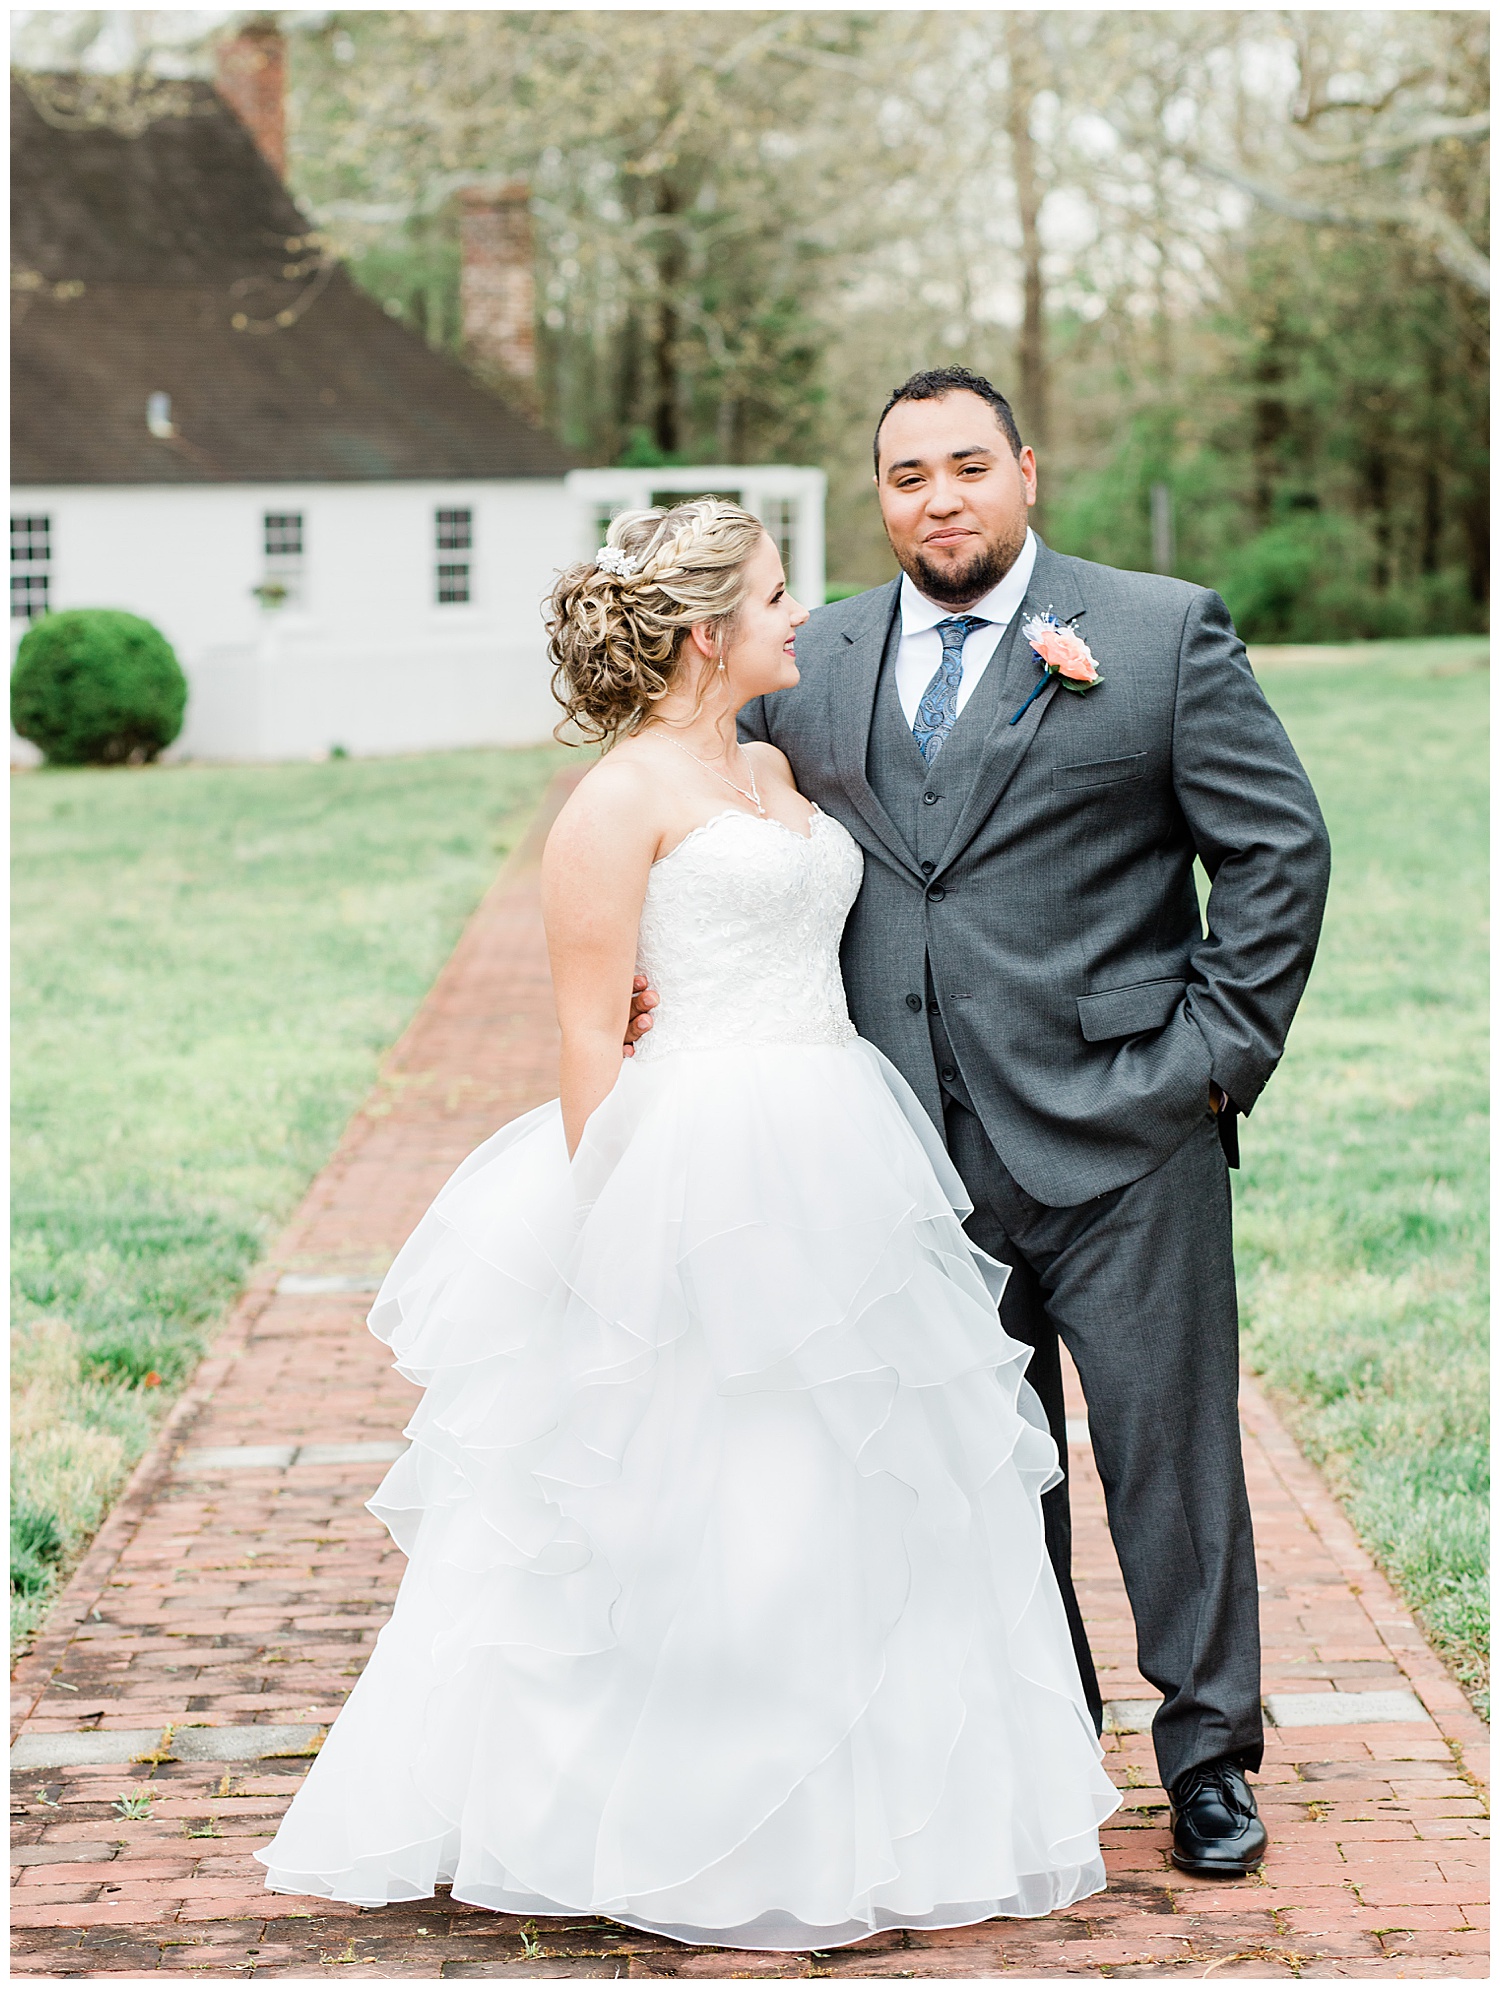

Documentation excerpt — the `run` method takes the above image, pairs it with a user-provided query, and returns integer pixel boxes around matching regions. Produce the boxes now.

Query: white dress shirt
[893,528,1038,728]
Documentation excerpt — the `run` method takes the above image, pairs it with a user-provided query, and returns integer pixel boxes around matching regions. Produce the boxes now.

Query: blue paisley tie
[912,616,985,764]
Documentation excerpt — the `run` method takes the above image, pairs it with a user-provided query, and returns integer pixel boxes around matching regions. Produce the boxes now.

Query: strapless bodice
[631,807,864,1060]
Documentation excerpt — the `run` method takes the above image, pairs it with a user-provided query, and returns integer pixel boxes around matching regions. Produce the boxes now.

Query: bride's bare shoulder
[545,747,663,864]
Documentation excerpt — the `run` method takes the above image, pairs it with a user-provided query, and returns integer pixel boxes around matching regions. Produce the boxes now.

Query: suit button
[926,884,946,902]
[905,993,922,1012]
[923,791,939,805]
[940,1065,957,1083]
[920,859,935,876]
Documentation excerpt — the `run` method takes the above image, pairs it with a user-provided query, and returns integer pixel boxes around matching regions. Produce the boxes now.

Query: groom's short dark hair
[874,367,1024,471]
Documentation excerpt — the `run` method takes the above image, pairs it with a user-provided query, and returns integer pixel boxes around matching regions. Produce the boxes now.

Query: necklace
[661,735,766,818]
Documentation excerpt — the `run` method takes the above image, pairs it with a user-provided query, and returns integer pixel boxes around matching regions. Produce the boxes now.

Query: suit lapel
[935,538,1087,872]
[826,579,923,878]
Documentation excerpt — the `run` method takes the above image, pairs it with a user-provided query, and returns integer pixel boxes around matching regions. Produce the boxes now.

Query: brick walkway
[12,771,1488,1980]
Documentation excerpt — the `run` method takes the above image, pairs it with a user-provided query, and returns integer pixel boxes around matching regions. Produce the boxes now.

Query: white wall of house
[11,465,830,764]
[11,479,577,762]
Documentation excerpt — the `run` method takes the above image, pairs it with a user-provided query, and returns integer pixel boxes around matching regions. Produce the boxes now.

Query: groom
[632,366,1330,1877]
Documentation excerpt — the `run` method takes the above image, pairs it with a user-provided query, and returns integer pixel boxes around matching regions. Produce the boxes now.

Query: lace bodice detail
[632,808,864,1060]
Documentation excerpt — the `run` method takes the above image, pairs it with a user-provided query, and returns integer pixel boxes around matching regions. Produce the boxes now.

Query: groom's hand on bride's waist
[622,974,658,1056]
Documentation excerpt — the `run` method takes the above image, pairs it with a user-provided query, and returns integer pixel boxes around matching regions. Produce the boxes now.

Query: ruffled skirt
[255,1038,1119,1949]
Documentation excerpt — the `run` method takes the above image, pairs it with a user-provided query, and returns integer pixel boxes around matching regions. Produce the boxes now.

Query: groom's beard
[899,524,1028,607]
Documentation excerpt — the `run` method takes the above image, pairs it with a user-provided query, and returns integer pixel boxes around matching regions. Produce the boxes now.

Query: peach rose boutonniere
[1009,610,1103,726]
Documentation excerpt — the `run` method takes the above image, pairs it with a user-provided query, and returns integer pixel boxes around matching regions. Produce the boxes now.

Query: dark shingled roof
[11,75,573,484]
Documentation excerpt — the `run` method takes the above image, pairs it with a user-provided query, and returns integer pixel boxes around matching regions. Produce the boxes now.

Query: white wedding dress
[256,805,1119,1949]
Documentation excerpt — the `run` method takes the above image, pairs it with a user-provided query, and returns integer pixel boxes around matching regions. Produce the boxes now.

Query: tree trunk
[653,175,682,458]
[1364,446,1391,592]
[1459,314,1488,603]
[1421,464,1443,576]
[1421,342,1444,576]
[617,308,641,453]
[1250,317,1287,529]
[1461,492,1488,606]
[654,294,678,457]
[1003,21,1048,460]
[715,392,737,460]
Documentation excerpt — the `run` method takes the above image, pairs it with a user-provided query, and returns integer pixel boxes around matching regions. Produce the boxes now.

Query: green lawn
[1241,637,1488,1705]
[11,745,564,1648]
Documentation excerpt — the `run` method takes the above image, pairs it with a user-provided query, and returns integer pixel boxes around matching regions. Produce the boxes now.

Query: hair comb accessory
[595,546,639,578]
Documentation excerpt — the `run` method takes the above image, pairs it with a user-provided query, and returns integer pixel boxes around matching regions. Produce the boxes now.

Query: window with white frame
[11,514,51,621]
[435,507,472,605]
[260,511,304,608]
[264,513,302,558]
[760,497,799,594]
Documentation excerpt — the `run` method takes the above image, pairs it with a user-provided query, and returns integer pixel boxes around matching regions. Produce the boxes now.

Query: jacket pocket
[1051,752,1147,790]
[1076,977,1187,1042]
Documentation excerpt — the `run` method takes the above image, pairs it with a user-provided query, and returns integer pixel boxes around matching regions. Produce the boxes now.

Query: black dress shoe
[1169,1761,1267,1877]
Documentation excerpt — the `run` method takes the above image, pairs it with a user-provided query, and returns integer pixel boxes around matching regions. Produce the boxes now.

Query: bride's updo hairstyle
[547,497,766,745]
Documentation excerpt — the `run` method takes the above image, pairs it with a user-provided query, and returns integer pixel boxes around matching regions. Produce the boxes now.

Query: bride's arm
[540,766,658,1158]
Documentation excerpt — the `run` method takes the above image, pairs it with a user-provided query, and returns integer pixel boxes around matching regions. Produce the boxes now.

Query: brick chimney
[458,183,537,387]
[215,21,286,179]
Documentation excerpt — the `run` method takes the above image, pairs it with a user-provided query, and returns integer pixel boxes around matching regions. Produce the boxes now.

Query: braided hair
[546,498,767,746]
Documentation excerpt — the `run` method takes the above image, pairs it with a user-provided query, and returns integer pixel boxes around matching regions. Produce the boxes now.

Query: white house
[10,57,588,764]
[12,45,830,765]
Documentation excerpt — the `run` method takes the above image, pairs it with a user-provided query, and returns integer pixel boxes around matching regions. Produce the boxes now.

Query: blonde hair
[547,497,768,746]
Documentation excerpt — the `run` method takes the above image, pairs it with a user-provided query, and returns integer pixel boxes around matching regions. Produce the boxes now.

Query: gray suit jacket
[741,537,1331,1205]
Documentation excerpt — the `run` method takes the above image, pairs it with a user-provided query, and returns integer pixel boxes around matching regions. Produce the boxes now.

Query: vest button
[926,883,946,902]
[920,859,935,876]
[940,1065,958,1083]
[928,1000,940,1016]
[923,791,939,805]
[905,993,922,1012]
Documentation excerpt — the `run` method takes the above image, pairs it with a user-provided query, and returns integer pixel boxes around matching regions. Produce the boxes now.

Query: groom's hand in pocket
[622,974,658,1056]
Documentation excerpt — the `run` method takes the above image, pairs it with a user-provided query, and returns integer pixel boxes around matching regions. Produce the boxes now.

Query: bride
[255,498,1119,1950]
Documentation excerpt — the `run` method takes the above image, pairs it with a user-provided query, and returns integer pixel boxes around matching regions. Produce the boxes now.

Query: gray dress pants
[942,1094,1264,1791]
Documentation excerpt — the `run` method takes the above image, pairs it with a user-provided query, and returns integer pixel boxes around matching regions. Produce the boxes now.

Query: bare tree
[1161,11,1489,297]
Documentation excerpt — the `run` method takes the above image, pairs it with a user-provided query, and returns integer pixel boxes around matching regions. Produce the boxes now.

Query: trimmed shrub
[12,610,188,766]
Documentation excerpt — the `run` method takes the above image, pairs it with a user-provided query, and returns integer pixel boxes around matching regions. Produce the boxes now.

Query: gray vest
[866,611,1029,1112]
